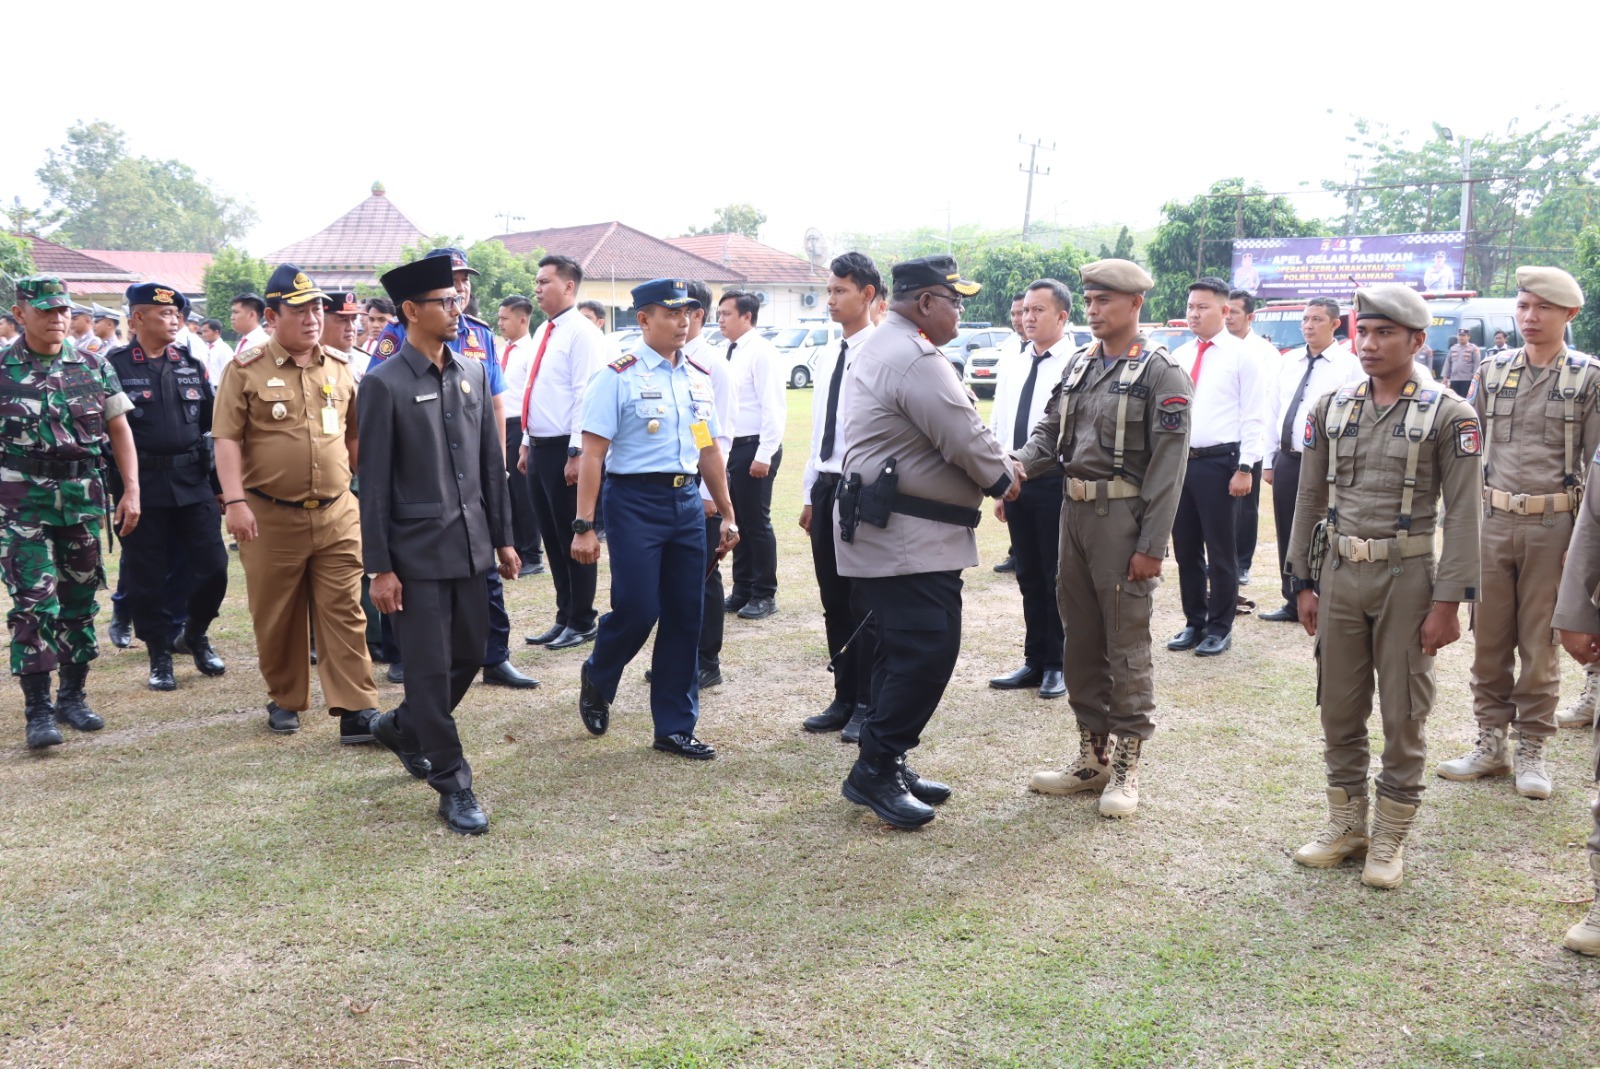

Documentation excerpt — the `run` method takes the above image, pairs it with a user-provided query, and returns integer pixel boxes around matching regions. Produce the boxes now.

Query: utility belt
[0,452,101,479]
[1332,533,1435,563]
[1483,488,1575,516]
[1188,441,1239,459]
[530,435,570,448]
[732,435,761,446]
[248,487,346,510]
[1065,477,1140,503]
[609,471,699,489]
[136,446,205,471]
[836,457,981,544]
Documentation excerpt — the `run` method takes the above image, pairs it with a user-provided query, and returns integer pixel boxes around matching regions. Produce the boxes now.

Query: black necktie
[819,340,848,461]
[1013,347,1045,449]
[725,341,737,362]
[1280,350,1321,455]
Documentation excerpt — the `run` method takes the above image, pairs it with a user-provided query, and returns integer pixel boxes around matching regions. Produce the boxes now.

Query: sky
[7,0,1599,262]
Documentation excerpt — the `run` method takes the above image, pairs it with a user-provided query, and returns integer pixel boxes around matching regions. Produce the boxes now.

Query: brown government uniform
[1010,335,1193,740]
[1286,373,1482,805]
[1551,451,1600,856]
[212,338,378,715]
[1468,345,1600,736]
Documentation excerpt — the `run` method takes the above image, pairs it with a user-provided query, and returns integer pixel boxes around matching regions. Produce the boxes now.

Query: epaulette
[684,355,709,375]
[1071,340,1094,357]
[912,332,938,356]
[609,354,638,373]
[322,345,349,365]
[463,312,492,330]
[234,345,266,366]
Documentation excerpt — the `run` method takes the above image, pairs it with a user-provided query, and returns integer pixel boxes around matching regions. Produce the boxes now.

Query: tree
[1097,225,1136,261]
[1146,179,1330,321]
[201,248,271,340]
[385,236,545,326]
[1573,225,1600,354]
[2,196,63,238]
[961,242,1091,326]
[32,121,256,252]
[0,233,36,309]
[687,203,767,240]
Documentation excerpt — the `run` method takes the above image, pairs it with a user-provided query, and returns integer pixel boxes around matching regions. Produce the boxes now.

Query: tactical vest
[1324,378,1445,559]
[1479,347,1591,492]
[0,353,108,458]
[1056,338,1164,481]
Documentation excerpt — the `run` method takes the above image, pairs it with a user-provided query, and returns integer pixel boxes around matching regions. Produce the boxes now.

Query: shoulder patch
[609,354,638,373]
[1455,417,1482,457]
[376,336,397,358]
[323,346,349,364]
[1156,393,1188,432]
[1303,412,1318,449]
[1465,376,1479,404]
[234,345,265,366]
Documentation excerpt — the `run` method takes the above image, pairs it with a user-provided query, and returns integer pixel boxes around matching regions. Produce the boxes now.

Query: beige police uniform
[213,338,377,716]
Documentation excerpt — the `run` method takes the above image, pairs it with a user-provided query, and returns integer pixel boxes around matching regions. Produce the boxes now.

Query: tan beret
[1080,258,1153,294]
[1354,284,1431,331]
[1516,265,1584,309]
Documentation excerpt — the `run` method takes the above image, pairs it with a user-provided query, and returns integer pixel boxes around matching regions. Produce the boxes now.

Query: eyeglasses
[928,292,965,313]
[414,295,465,312]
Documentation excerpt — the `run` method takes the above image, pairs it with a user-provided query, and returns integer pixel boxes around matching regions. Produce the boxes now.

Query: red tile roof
[267,184,426,268]
[491,222,742,283]
[666,233,824,285]
[81,250,213,295]
[23,235,136,278]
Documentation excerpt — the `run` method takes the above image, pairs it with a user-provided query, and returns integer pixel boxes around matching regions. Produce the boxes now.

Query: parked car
[1251,301,1353,353]
[1145,324,1195,353]
[955,328,1021,397]
[768,321,843,388]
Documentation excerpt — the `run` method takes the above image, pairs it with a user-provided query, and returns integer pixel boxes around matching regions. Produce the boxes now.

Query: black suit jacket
[357,341,512,580]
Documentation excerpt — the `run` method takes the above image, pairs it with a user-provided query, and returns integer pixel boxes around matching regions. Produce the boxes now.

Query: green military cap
[1080,259,1153,294]
[1354,284,1430,331]
[1515,265,1584,309]
[14,276,74,311]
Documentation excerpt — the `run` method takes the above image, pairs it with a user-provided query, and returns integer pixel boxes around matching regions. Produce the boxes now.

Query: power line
[1017,136,1054,241]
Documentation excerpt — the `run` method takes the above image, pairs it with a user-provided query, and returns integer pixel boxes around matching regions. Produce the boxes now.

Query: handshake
[1003,457,1027,502]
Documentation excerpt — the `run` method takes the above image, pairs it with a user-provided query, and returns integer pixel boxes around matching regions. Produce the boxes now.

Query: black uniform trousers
[121,498,227,645]
[505,417,542,566]
[529,438,598,632]
[391,574,487,795]
[700,510,725,670]
[856,570,962,761]
[1172,448,1241,638]
[1235,459,1263,576]
[810,474,875,707]
[1270,451,1302,614]
[1003,474,1065,671]
[727,438,781,601]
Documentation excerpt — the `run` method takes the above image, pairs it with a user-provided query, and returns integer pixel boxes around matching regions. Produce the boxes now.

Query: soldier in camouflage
[3,276,141,749]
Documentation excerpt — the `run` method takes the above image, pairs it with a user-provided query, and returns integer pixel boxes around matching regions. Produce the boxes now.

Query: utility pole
[1018,136,1054,242]
[1458,138,1473,291]
[495,211,525,235]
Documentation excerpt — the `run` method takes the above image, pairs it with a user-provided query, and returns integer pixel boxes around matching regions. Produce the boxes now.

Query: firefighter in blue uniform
[369,247,534,689]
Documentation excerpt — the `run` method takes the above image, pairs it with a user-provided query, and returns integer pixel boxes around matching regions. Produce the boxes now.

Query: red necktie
[1191,338,1213,384]
[500,338,515,371]
[520,322,555,424]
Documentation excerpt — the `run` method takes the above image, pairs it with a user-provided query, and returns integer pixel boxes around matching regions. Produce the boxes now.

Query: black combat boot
[55,662,103,732]
[173,629,225,676]
[107,600,133,648]
[841,754,936,829]
[22,672,62,749]
[147,641,177,692]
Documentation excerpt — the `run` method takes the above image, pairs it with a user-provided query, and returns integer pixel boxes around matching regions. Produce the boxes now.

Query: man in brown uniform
[1287,284,1482,889]
[213,264,380,739]
[1013,259,1193,819]
[1437,267,1597,799]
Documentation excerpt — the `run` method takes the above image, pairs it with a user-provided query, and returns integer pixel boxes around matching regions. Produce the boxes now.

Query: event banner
[1230,232,1465,300]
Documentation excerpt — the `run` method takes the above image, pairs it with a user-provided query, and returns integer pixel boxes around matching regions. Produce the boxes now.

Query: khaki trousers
[236,493,377,714]
[1468,510,1570,738]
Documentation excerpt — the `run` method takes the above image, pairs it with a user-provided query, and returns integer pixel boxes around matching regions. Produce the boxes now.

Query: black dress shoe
[723,593,749,614]
[525,623,565,646]
[841,704,869,744]
[371,710,432,779]
[518,560,546,577]
[545,625,597,651]
[481,661,540,688]
[437,788,488,835]
[697,665,723,689]
[1195,633,1232,657]
[267,702,300,734]
[174,631,226,676]
[147,648,177,691]
[842,756,936,829]
[900,758,952,806]
[737,597,777,620]
[386,662,405,684]
[1167,627,1202,651]
[803,699,852,733]
[990,665,1044,690]
[1038,669,1066,699]
[579,666,609,736]
[367,642,388,664]
[993,555,1017,574]
[337,707,377,744]
[652,732,717,760]
[1260,605,1298,623]
[108,605,133,649]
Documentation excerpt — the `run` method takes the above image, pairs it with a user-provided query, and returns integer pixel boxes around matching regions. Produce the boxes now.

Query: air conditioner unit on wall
[801,292,818,307]
[755,291,770,305]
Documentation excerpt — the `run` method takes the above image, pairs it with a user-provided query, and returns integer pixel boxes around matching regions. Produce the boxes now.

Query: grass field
[3,388,1599,1069]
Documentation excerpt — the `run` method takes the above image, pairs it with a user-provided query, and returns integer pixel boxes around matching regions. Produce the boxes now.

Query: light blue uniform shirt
[581,342,720,474]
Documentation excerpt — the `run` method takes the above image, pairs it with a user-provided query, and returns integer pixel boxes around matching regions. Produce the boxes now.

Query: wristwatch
[1237,463,1253,474]
[566,446,582,457]
[1290,578,1316,593]
[726,522,740,534]
[572,518,594,534]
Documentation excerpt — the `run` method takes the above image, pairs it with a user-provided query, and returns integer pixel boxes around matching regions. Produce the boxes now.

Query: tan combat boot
[1361,797,1418,889]
[1562,853,1600,956]
[1098,736,1142,818]
[1029,729,1109,795]
[1557,668,1600,729]
[1435,726,1511,781]
[1513,733,1552,800]
[1292,786,1370,868]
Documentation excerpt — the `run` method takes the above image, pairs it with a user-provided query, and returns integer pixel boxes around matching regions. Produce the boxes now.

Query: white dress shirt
[802,324,876,500]
[686,333,738,503]
[520,306,609,442]
[1232,329,1285,432]
[989,332,1074,452]
[1169,330,1267,465]
[1267,341,1364,466]
[499,331,536,420]
[723,328,787,463]
[205,331,245,387]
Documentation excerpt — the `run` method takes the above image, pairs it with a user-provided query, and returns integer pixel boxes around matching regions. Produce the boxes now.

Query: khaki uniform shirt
[1286,372,1483,601]
[1553,456,1600,634]
[834,311,1011,577]
[212,339,358,501]
[1471,347,1600,496]
[1010,337,1193,558]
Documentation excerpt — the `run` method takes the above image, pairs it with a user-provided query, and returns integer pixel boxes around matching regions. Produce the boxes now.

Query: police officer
[104,282,228,690]
[2,276,140,748]
[91,305,121,350]
[212,264,381,742]
[1286,284,1482,890]
[370,247,535,689]
[1437,266,1598,799]
[1012,260,1192,819]
[572,279,738,760]
[834,255,1020,829]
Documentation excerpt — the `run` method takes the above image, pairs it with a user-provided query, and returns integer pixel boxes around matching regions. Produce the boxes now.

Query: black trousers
[727,439,781,600]
[1172,450,1241,638]
[1004,475,1065,671]
[391,574,487,795]
[699,509,724,668]
[1271,451,1302,613]
[856,571,962,761]
[530,439,598,632]
[1235,459,1263,576]
[121,498,228,645]
[810,476,875,706]
[506,418,541,564]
